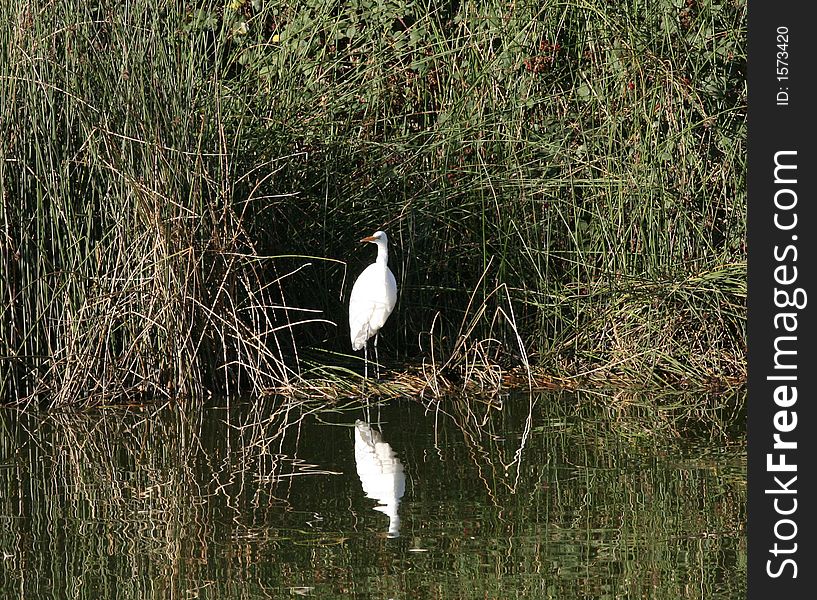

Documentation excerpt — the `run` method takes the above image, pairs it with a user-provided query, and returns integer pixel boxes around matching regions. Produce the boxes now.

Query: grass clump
[1,1,321,404]
[1,0,746,405]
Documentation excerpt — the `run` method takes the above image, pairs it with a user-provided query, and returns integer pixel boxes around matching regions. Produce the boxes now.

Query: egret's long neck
[375,239,389,267]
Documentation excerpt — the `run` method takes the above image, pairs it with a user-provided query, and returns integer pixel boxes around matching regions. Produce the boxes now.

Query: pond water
[0,391,745,599]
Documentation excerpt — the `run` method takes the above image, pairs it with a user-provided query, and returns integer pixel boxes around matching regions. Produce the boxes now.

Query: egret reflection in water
[353,419,406,538]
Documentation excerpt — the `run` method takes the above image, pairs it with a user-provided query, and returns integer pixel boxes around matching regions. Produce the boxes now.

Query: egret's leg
[373,335,383,423]
[374,333,381,379]
[363,342,369,389]
[363,342,370,420]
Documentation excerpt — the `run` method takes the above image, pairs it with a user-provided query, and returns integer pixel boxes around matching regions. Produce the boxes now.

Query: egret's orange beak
[360,235,377,243]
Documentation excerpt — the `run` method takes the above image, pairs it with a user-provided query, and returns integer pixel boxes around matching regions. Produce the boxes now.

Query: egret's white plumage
[349,231,397,377]
[354,419,405,537]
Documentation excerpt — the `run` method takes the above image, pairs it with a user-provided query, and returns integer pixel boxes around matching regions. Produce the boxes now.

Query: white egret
[349,230,397,382]
[354,419,405,538]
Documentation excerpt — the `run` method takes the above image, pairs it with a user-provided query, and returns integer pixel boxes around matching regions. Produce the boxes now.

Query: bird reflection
[354,420,406,538]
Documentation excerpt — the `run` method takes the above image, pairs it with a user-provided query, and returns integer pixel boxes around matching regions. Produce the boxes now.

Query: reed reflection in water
[0,390,745,599]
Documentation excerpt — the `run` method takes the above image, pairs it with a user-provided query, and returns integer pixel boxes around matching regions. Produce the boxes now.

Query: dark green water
[0,391,745,599]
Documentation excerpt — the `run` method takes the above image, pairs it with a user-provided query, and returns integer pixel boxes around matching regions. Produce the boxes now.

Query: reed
[1,0,746,404]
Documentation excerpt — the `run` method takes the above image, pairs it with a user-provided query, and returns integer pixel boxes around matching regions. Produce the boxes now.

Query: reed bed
[1,0,746,406]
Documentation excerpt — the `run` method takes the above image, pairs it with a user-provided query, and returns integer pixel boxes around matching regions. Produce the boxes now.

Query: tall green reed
[1,0,746,404]
[0,1,331,404]
[230,0,746,386]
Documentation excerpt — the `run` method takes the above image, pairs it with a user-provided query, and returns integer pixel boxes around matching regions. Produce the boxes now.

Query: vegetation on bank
[0,0,746,406]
